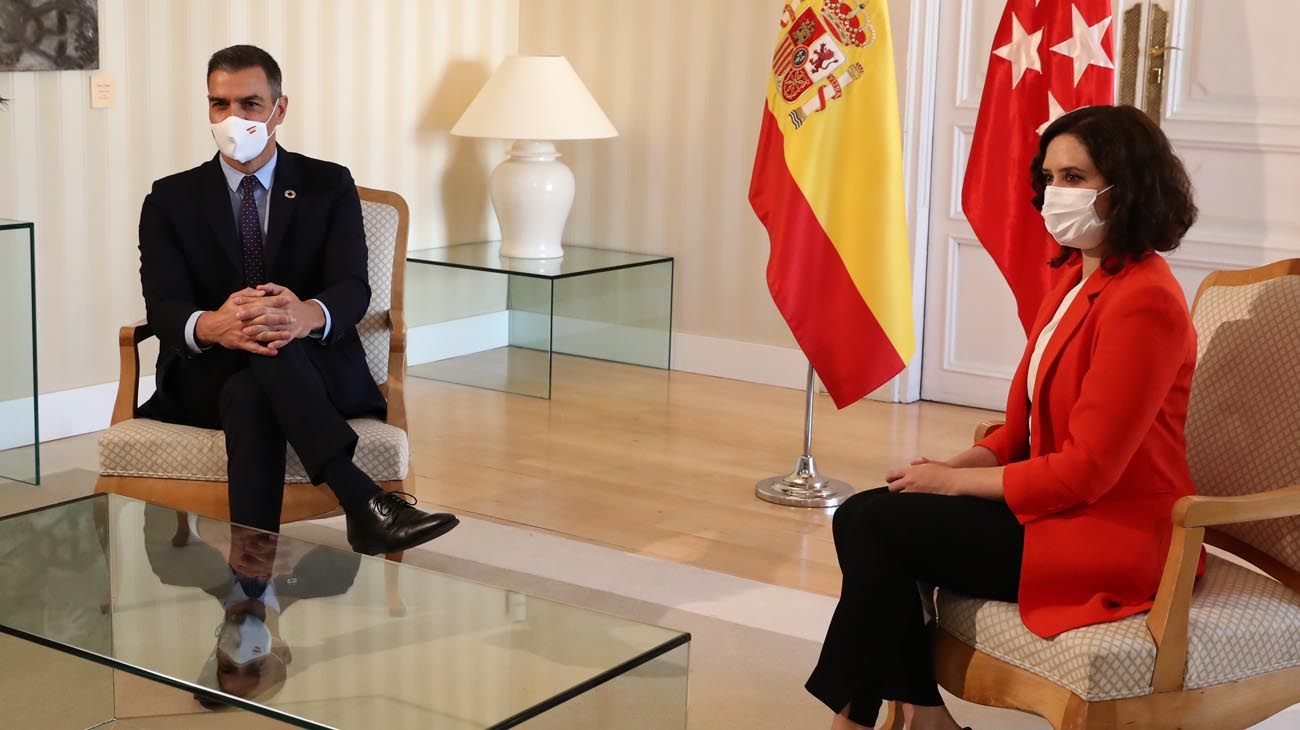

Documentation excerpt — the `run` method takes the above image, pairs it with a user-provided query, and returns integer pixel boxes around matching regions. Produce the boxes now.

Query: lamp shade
[451,56,617,141]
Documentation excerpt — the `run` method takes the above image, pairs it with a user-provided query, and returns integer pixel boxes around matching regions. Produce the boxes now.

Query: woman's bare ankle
[903,702,963,730]
[831,705,870,730]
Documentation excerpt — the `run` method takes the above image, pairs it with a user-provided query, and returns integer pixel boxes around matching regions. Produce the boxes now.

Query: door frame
[887,0,944,403]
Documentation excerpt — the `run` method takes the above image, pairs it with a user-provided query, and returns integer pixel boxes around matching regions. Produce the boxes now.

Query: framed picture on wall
[0,0,99,72]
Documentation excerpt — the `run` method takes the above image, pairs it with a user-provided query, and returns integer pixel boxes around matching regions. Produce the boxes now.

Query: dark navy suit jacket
[136,146,384,424]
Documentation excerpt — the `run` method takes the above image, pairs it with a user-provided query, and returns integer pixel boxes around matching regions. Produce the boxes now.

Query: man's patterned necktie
[238,175,266,285]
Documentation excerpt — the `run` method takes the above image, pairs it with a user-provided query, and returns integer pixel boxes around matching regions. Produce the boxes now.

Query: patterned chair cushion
[936,555,1300,701]
[99,418,408,483]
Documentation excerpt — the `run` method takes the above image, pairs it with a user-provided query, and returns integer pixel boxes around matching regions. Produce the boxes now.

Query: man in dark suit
[137,44,456,552]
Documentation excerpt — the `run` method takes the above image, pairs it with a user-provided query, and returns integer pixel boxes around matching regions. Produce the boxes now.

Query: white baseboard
[0,397,36,450]
[410,312,672,368]
[407,312,509,365]
[406,315,898,401]
[409,316,802,386]
[517,311,671,366]
[0,376,156,449]
[669,332,811,390]
[669,332,895,401]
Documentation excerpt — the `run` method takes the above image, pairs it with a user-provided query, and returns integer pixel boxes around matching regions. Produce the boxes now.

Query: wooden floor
[405,356,1000,597]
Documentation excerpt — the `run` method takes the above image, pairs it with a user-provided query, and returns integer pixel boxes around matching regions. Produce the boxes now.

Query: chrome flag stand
[756,363,854,508]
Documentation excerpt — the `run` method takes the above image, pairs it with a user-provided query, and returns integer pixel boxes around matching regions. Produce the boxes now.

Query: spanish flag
[749,0,914,408]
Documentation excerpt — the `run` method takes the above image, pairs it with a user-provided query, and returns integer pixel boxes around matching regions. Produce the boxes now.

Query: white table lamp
[452,56,617,260]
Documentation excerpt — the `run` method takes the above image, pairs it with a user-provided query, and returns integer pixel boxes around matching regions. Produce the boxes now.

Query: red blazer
[977,253,1199,638]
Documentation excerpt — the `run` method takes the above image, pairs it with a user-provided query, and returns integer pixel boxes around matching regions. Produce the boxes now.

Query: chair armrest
[388,308,407,356]
[1174,484,1300,528]
[1145,485,1300,692]
[385,310,408,431]
[973,420,1005,444]
[112,320,153,425]
[120,320,154,347]
[1147,521,1205,693]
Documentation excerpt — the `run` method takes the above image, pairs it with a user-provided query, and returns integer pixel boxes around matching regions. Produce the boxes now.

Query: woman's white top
[1026,274,1088,425]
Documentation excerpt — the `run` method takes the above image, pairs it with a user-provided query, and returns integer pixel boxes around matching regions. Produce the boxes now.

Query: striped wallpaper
[0,0,518,394]
[1,0,920,399]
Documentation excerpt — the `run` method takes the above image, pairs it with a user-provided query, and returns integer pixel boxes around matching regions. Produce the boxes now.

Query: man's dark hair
[1031,105,1198,272]
[207,45,283,99]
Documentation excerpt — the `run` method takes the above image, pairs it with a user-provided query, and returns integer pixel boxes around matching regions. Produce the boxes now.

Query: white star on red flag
[963,0,1116,333]
[992,13,1044,89]
[1050,4,1114,86]
[1036,91,1067,135]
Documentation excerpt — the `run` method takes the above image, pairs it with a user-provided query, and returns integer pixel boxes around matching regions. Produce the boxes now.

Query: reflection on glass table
[0,494,690,729]
[0,219,39,485]
[406,242,674,399]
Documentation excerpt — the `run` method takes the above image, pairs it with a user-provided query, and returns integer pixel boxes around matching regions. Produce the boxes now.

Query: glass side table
[0,219,38,485]
[406,242,673,398]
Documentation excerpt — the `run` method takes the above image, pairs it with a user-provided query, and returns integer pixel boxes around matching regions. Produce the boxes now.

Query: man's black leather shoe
[346,491,459,555]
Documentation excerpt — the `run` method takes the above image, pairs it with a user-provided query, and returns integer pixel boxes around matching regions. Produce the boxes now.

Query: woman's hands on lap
[884,447,1004,500]
[886,458,962,495]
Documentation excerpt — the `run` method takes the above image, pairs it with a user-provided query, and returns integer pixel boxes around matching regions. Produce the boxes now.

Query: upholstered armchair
[95,187,414,533]
[882,259,1300,730]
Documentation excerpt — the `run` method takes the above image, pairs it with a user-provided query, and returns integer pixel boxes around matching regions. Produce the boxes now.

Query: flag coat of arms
[964,0,1115,332]
[749,0,914,409]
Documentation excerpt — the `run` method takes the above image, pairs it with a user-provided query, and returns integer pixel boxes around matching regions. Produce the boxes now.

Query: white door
[1155,0,1300,296]
[919,0,1028,410]
[918,0,1300,410]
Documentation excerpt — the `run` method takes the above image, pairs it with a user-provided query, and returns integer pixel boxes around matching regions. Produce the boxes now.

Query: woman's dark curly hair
[1031,105,1197,271]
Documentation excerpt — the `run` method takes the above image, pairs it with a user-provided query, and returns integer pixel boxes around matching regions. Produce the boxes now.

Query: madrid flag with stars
[750,0,914,408]
[963,0,1115,332]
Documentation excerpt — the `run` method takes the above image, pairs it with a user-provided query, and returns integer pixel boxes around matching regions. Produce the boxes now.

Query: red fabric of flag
[963,0,1115,332]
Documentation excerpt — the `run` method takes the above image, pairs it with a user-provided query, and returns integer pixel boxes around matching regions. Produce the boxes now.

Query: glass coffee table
[0,494,689,728]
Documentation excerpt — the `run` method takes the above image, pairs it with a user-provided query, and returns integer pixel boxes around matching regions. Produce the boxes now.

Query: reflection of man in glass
[143,505,360,708]
[200,526,293,706]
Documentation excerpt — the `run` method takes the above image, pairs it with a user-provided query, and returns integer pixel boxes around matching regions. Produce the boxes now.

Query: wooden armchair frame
[879,260,1300,730]
[94,186,413,527]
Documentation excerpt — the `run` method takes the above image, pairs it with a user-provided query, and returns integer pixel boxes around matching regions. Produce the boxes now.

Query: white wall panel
[955,0,1003,109]
[947,124,975,222]
[1169,0,1300,126]
[1175,141,1300,248]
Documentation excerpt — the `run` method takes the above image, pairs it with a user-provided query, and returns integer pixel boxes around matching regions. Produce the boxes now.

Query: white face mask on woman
[1041,185,1113,250]
[210,100,279,164]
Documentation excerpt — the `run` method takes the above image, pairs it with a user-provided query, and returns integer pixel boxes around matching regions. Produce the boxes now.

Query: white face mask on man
[210,100,279,164]
[217,614,273,666]
[1040,185,1113,251]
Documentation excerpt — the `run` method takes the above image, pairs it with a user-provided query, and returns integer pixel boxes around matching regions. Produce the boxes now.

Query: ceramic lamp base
[490,140,574,259]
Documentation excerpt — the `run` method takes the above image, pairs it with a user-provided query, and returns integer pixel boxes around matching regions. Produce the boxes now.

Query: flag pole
[756,362,854,508]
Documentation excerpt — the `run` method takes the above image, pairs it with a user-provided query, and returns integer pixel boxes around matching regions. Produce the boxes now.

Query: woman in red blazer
[807,105,1200,730]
